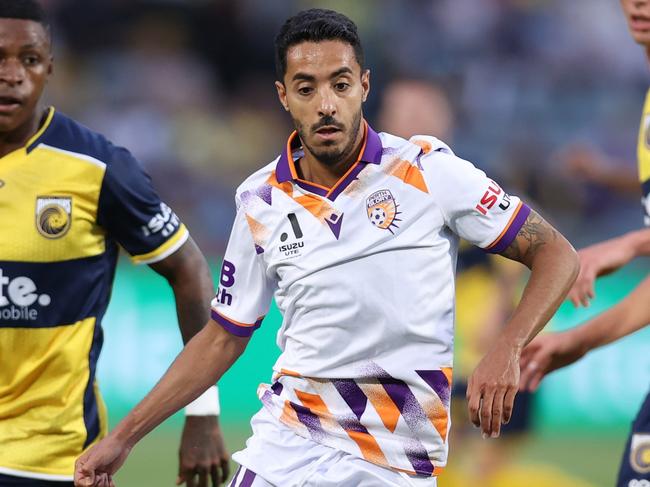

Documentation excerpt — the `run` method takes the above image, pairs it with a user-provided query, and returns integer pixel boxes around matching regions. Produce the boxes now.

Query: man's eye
[23,56,40,65]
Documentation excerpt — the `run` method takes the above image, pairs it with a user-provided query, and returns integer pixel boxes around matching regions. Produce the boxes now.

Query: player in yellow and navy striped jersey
[0,2,229,486]
[520,1,650,486]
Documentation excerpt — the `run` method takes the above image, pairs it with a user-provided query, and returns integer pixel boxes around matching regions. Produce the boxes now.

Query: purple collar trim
[275,122,383,184]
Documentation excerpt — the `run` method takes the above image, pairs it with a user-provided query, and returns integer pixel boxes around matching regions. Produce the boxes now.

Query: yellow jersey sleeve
[637,88,650,226]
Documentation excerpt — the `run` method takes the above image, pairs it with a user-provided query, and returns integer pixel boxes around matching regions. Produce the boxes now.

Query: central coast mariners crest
[631,434,650,474]
[366,189,401,233]
[36,196,72,239]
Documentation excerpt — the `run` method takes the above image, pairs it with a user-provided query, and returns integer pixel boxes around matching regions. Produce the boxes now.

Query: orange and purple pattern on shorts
[258,364,452,477]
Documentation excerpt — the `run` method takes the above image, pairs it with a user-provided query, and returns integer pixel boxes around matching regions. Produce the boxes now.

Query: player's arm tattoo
[500,210,558,267]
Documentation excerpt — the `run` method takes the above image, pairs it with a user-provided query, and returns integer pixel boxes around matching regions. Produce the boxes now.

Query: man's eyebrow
[292,72,316,82]
[291,67,354,83]
[330,67,353,78]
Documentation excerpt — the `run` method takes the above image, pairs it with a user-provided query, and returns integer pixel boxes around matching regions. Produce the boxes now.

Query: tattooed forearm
[501,210,558,266]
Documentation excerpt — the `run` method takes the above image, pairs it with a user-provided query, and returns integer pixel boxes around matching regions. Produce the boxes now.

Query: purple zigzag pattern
[338,415,372,436]
[332,379,368,420]
[259,389,273,408]
[403,439,436,477]
[240,184,273,208]
[255,184,273,205]
[356,362,439,475]
[382,146,401,156]
[378,376,435,476]
[271,381,283,395]
[290,401,326,442]
[416,370,450,407]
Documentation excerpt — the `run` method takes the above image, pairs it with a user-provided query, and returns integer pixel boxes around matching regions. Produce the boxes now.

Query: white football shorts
[230,407,437,487]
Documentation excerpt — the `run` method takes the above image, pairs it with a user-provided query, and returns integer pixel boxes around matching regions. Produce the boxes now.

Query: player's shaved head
[0,0,49,30]
[275,9,364,81]
[0,0,53,138]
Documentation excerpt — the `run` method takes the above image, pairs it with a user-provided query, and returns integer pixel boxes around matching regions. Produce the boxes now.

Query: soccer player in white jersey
[73,9,579,487]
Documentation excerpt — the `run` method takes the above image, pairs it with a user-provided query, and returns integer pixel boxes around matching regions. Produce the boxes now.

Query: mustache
[311,116,344,133]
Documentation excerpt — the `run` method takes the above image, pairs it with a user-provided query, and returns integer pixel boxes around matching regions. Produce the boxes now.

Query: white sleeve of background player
[210,206,274,337]
[423,146,531,253]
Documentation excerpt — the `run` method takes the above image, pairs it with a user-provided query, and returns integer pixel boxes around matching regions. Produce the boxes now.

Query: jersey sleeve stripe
[484,202,531,254]
[130,224,189,265]
[211,309,264,337]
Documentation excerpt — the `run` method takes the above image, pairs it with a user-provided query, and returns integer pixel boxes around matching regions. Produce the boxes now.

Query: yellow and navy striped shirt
[0,107,188,481]
[638,88,650,226]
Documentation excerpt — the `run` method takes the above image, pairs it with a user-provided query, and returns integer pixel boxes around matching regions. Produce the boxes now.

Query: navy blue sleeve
[97,147,188,264]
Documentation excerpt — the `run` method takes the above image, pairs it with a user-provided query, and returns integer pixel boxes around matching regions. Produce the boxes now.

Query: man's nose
[317,88,337,118]
[0,58,25,86]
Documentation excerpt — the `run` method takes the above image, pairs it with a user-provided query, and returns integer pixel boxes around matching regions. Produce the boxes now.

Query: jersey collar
[26,106,56,154]
[275,121,383,187]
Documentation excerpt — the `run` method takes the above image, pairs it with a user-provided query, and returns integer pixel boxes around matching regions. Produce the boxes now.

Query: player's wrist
[184,385,220,416]
[569,321,603,354]
[110,415,142,450]
[490,333,524,358]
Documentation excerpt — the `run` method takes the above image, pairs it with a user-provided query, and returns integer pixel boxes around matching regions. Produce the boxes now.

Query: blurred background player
[520,1,650,486]
[73,8,578,487]
[0,2,228,486]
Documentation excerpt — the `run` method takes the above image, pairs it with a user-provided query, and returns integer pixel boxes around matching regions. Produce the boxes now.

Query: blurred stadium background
[39,0,650,485]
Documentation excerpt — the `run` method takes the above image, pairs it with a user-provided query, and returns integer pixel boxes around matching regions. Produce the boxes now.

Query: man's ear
[361,69,370,103]
[275,81,289,111]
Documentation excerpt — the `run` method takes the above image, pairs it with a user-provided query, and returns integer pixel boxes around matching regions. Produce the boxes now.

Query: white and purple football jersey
[211,122,529,477]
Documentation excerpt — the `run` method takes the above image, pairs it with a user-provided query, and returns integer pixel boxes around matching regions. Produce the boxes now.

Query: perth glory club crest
[366,189,401,233]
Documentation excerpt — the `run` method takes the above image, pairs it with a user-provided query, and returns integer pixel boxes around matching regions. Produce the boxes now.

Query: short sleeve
[210,205,274,337]
[637,90,650,226]
[426,151,530,254]
[97,147,188,264]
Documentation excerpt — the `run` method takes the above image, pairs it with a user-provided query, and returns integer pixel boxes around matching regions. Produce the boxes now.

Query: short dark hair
[0,0,49,30]
[275,8,364,80]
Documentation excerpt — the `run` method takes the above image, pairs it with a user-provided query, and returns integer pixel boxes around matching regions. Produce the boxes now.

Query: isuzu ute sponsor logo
[475,180,511,215]
[278,213,305,258]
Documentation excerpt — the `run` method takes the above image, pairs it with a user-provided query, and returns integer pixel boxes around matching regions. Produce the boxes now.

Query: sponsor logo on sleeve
[215,260,236,306]
[366,189,401,233]
[475,180,511,215]
[35,196,72,239]
[642,193,650,227]
[141,202,180,238]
